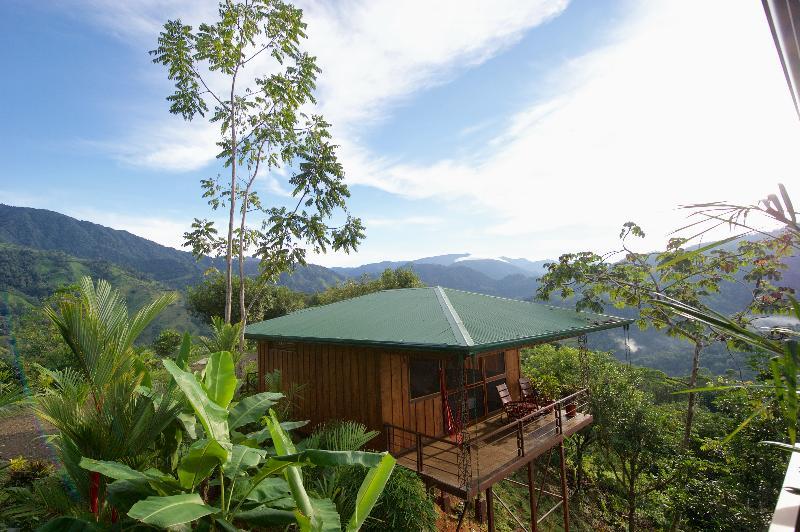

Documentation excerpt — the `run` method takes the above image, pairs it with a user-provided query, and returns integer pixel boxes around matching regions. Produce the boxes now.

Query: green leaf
[214,517,239,532]
[178,411,198,440]
[235,505,297,527]
[106,478,157,514]
[203,351,237,408]
[229,392,283,429]
[37,516,106,531]
[346,453,396,531]
[133,356,153,389]
[300,497,341,532]
[282,449,388,469]
[128,493,217,528]
[178,439,229,490]
[245,477,291,503]
[163,359,230,444]
[176,332,192,370]
[80,457,150,481]
[80,458,181,496]
[223,444,266,479]
[247,420,309,444]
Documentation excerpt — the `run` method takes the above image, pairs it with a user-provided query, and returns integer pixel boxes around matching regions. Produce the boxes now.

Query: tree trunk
[224,87,238,324]
[683,341,702,446]
[627,480,636,532]
[237,190,250,353]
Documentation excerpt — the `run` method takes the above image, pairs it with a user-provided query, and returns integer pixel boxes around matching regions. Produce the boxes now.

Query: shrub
[337,465,438,531]
[151,329,182,358]
[304,420,379,451]
[5,457,54,487]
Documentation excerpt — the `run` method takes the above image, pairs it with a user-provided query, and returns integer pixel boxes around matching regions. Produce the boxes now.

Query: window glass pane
[486,378,507,414]
[465,357,482,385]
[483,352,506,378]
[410,358,440,399]
[445,358,479,388]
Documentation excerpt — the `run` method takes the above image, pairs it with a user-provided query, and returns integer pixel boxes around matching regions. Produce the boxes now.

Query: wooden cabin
[245,286,631,530]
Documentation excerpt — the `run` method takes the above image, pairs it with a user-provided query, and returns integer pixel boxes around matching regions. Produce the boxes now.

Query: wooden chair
[496,382,537,421]
[518,377,555,415]
[518,376,538,405]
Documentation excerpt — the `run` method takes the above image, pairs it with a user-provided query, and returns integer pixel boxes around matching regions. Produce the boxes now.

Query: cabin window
[409,357,441,399]
[483,352,506,378]
[441,351,508,426]
[445,356,481,388]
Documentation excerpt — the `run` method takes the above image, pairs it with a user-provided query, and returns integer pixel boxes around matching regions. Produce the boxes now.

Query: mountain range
[0,204,547,297]
[1,203,797,377]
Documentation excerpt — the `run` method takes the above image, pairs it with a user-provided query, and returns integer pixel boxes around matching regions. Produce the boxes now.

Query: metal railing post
[517,420,525,457]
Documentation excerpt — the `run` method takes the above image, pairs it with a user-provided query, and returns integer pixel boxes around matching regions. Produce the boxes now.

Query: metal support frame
[528,463,538,532]
[559,442,570,532]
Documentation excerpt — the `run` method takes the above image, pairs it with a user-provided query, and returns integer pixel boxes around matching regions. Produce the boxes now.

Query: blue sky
[2,0,799,266]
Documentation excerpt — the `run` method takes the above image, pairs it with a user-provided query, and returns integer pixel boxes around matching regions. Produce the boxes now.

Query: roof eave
[243,332,471,354]
[464,318,635,355]
[245,318,634,356]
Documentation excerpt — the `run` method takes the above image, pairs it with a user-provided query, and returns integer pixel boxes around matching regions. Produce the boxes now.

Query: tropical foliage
[61,351,395,530]
[32,277,181,515]
[516,344,787,531]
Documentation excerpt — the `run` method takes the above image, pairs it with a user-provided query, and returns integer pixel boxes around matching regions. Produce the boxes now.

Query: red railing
[384,388,591,492]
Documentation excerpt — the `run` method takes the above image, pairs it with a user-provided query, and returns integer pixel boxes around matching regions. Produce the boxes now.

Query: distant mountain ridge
[0,204,206,288]
[0,204,345,293]
[3,203,796,377]
[331,253,550,283]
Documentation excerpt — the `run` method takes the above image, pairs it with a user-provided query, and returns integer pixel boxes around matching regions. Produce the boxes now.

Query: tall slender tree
[152,0,364,339]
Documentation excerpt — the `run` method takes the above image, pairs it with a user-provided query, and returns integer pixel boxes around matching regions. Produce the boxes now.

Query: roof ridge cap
[433,286,474,347]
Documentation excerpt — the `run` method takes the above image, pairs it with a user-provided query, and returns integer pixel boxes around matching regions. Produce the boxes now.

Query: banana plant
[44,351,395,530]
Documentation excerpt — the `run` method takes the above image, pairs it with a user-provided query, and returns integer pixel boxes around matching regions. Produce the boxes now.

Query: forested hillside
[0,243,204,344]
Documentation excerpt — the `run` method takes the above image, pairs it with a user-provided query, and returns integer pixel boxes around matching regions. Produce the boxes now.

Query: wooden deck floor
[395,408,592,497]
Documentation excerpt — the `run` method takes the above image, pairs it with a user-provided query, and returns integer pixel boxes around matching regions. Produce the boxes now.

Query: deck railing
[384,388,591,494]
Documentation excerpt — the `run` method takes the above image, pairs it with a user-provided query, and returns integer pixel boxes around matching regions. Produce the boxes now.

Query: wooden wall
[257,341,522,445]
[257,340,383,435]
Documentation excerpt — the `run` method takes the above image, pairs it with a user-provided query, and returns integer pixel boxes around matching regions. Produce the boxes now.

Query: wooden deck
[387,390,592,498]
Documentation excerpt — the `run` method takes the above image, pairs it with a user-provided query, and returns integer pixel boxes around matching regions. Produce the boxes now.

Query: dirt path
[0,409,56,462]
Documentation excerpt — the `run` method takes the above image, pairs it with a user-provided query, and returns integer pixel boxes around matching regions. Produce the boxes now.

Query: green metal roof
[245,287,633,354]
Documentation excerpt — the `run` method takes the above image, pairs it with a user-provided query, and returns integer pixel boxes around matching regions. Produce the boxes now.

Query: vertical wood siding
[257,341,524,445]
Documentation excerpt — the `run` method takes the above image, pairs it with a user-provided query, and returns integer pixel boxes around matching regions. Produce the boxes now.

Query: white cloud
[83,122,219,172]
[342,0,800,258]
[366,215,442,227]
[67,0,568,172]
[614,336,640,353]
[301,0,568,128]
[67,208,192,250]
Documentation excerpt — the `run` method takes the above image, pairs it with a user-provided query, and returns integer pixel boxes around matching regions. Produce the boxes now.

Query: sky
[1,0,798,267]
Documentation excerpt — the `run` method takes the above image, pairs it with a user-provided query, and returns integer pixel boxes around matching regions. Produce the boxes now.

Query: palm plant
[33,277,182,515]
[201,316,245,363]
